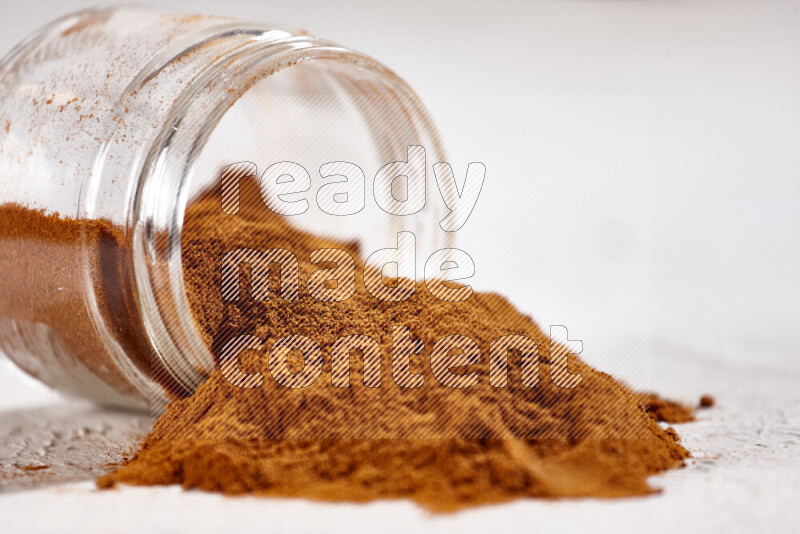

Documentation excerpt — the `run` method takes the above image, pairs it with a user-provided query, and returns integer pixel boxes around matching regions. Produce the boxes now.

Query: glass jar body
[0,6,446,410]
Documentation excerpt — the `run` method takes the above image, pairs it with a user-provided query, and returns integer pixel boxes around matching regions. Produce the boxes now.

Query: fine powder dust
[96,179,694,510]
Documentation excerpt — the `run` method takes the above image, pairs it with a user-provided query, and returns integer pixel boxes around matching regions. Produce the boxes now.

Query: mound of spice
[97,179,692,510]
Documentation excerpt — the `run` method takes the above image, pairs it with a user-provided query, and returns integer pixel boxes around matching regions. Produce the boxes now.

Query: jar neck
[107,23,447,408]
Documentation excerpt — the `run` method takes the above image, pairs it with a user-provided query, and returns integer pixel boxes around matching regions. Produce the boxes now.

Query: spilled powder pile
[638,392,697,424]
[98,180,694,510]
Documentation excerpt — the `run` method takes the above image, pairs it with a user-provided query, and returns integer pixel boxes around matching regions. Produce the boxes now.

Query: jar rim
[128,27,447,409]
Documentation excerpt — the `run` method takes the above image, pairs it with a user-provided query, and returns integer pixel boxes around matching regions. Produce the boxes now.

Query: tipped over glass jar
[0,6,447,410]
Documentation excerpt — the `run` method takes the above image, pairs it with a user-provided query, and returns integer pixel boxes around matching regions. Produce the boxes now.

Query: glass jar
[0,6,446,410]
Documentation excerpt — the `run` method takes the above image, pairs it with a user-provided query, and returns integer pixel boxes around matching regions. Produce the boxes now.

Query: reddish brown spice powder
[18,465,51,472]
[93,180,693,510]
[700,395,716,408]
[0,176,696,510]
[637,393,696,424]
[0,205,153,406]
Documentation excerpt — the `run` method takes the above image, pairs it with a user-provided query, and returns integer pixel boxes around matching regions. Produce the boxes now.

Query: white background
[0,1,798,532]
[0,0,796,363]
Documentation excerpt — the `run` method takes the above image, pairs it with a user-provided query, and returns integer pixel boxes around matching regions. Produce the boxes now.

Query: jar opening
[136,43,446,410]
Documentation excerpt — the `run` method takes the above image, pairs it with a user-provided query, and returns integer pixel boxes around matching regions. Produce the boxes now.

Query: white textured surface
[0,343,798,533]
